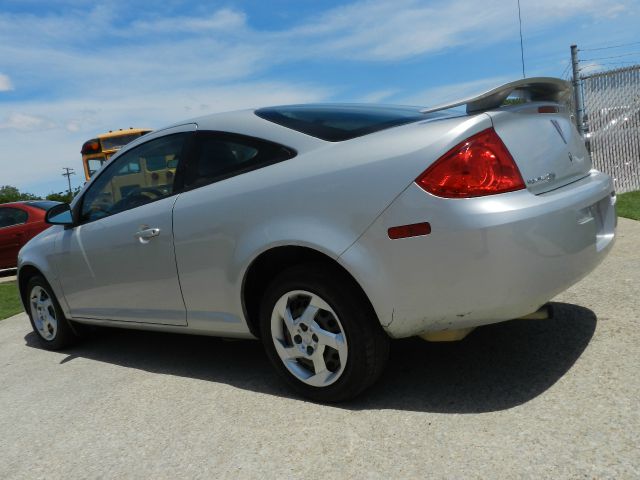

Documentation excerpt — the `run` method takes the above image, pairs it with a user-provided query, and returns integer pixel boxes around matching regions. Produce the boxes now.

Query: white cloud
[0,81,331,195]
[398,76,511,108]
[579,62,605,75]
[0,73,13,91]
[283,0,630,61]
[354,89,400,103]
[0,112,57,131]
[131,8,247,34]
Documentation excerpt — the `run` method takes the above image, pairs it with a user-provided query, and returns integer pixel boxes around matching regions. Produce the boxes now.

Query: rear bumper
[339,170,616,338]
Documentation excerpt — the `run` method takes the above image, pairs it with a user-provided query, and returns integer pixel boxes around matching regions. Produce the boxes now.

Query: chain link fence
[581,65,640,193]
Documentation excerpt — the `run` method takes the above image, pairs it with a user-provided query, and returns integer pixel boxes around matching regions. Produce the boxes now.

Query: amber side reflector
[538,106,558,114]
[388,222,431,239]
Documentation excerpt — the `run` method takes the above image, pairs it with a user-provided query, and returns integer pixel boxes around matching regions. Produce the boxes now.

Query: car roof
[171,103,452,146]
[0,200,61,210]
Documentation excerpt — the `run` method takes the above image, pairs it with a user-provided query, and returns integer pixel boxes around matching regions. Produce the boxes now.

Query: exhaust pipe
[516,303,553,320]
[418,304,553,342]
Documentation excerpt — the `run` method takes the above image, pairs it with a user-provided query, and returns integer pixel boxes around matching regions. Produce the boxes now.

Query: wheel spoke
[274,296,297,336]
[282,306,297,335]
[274,339,301,360]
[307,351,333,386]
[298,304,319,326]
[312,321,346,351]
[307,294,332,312]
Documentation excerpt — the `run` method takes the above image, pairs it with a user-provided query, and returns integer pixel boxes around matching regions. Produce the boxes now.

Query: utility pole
[62,167,75,197]
[570,44,585,136]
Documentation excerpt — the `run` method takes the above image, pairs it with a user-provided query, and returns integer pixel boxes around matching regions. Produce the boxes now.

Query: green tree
[0,185,40,204]
[45,186,82,203]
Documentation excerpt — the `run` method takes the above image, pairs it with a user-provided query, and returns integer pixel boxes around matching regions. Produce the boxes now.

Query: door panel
[0,207,29,269]
[0,225,24,268]
[55,125,196,325]
[57,196,186,324]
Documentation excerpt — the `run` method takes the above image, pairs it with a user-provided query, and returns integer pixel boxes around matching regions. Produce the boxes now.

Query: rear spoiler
[420,77,571,114]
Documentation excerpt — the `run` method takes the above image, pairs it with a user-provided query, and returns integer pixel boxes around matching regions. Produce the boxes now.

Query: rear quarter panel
[172,112,493,333]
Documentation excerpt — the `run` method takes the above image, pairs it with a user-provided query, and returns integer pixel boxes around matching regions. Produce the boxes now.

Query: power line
[517,0,525,78]
[582,51,640,61]
[580,40,640,52]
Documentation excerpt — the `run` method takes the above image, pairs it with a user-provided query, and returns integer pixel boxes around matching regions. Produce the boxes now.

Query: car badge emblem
[526,172,556,186]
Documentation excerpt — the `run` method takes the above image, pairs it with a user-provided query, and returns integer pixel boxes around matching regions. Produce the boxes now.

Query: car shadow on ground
[24,302,596,413]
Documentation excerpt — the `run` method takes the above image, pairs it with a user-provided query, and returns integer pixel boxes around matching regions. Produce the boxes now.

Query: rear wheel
[27,275,78,350]
[260,264,389,402]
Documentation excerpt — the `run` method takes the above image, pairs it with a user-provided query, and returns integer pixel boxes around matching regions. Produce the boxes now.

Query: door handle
[134,227,161,242]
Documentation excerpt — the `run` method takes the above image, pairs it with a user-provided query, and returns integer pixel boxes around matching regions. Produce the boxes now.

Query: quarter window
[80,133,189,222]
[0,207,28,228]
[184,131,295,188]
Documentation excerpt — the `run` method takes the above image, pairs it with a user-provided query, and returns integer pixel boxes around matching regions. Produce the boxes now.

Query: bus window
[87,158,106,177]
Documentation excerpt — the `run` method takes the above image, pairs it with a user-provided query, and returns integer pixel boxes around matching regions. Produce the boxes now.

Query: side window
[81,133,189,222]
[184,131,295,189]
[0,208,28,228]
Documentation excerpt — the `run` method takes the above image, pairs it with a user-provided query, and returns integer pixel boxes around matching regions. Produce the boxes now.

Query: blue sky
[1,0,639,196]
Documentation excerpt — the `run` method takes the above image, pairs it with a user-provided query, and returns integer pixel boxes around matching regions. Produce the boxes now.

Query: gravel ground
[0,219,638,479]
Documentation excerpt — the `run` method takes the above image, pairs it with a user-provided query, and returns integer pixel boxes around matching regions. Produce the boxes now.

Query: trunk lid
[486,104,592,194]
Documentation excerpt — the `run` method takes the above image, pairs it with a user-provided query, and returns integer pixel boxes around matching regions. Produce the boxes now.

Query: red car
[0,201,60,269]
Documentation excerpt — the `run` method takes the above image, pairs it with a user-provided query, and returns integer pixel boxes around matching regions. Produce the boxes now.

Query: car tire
[259,263,389,402]
[26,275,79,350]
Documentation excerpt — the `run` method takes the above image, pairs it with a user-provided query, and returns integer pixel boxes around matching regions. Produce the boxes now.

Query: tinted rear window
[255,105,426,141]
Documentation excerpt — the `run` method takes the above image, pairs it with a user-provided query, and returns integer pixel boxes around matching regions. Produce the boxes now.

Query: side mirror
[45,203,74,226]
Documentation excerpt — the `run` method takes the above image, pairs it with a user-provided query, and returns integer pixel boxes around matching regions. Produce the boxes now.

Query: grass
[617,190,640,221]
[0,282,23,320]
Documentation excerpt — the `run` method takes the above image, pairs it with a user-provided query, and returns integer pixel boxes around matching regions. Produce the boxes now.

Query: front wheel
[260,264,389,402]
[26,275,79,350]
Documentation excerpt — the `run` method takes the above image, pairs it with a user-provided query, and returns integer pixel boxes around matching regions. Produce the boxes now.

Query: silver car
[18,78,616,401]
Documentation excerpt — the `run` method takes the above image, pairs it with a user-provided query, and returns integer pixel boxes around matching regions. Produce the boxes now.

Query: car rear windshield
[25,201,61,211]
[255,105,427,142]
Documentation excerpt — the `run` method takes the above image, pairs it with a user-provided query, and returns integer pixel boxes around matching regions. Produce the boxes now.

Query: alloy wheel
[29,286,58,341]
[270,290,348,387]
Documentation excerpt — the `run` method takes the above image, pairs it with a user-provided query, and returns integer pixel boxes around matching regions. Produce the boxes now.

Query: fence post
[570,44,585,136]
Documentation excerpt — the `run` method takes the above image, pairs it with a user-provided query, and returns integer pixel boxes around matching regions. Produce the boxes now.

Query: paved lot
[0,219,638,479]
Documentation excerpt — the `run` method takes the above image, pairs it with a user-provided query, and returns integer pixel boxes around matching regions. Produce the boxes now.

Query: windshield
[100,133,146,151]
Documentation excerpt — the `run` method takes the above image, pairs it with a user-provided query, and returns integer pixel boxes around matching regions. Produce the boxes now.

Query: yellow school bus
[81,128,152,180]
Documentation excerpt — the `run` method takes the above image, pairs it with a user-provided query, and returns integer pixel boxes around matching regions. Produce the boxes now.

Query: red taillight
[415,128,525,198]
